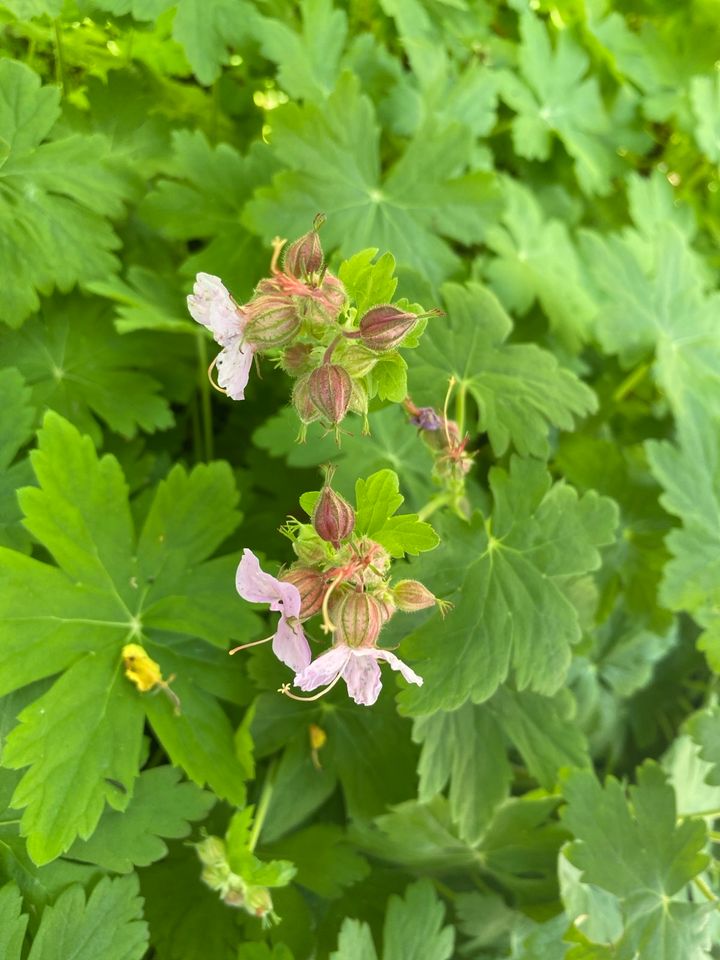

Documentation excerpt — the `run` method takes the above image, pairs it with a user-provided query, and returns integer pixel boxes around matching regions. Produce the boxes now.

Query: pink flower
[234,549,311,672]
[293,642,423,707]
[187,273,255,400]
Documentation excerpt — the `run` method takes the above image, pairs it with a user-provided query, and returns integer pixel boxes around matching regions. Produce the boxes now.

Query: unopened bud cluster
[196,836,278,927]
[281,469,446,643]
[405,398,474,483]
[199,217,442,444]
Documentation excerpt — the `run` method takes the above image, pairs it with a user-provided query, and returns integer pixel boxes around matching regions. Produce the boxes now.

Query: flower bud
[312,474,355,547]
[339,342,378,378]
[201,863,231,892]
[281,342,314,376]
[393,579,437,613]
[317,273,346,318]
[358,305,419,352]
[292,375,321,425]
[196,835,227,868]
[244,293,301,349]
[334,590,389,647]
[280,566,327,618]
[308,363,353,424]
[292,533,330,566]
[284,215,325,278]
[245,886,276,924]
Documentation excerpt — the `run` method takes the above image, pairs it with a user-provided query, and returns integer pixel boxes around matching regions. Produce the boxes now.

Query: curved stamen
[442,375,456,449]
[207,355,228,395]
[228,634,275,655]
[320,570,345,634]
[278,669,345,702]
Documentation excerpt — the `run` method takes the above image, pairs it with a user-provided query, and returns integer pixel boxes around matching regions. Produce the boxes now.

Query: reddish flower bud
[356,305,414,352]
[284,215,325,278]
[317,273,346,318]
[312,476,355,547]
[308,363,353,424]
[244,293,301,349]
[334,590,389,648]
[393,579,437,613]
[280,566,327,618]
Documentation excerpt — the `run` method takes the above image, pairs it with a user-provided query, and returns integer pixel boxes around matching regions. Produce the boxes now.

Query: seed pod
[280,566,327,618]
[308,363,353,424]
[244,293,301,349]
[284,216,325,278]
[358,305,419,352]
[334,590,388,647]
[393,579,437,613]
[312,477,355,547]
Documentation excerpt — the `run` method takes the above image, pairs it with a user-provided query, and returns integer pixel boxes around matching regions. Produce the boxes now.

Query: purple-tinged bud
[244,293,301,349]
[308,363,353,424]
[334,590,389,647]
[312,475,355,547]
[292,376,321,425]
[281,343,314,376]
[317,273,346,318]
[358,304,440,352]
[410,406,444,431]
[280,566,327,619]
[393,580,437,613]
[284,215,326,278]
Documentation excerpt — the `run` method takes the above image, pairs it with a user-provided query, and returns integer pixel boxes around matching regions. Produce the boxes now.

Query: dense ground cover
[0,1,719,957]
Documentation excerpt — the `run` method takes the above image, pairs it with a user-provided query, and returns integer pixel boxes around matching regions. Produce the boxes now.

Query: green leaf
[483,178,596,349]
[582,224,720,415]
[226,808,296,888]
[691,73,720,162]
[563,761,709,902]
[0,412,257,860]
[371,352,408,404]
[140,131,271,292]
[413,702,512,844]
[0,295,177,443]
[67,766,214,872]
[245,73,500,286]
[26,875,148,960]
[498,14,618,194]
[408,282,597,457]
[330,880,454,960]
[338,249,398,318]
[250,0,348,101]
[354,469,438,557]
[0,883,27,960]
[687,708,720,787]
[0,60,131,327]
[0,368,34,551]
[400,457,618,714]
[263,825,369,898]
[171,0,256,86]
[647,402,720,668]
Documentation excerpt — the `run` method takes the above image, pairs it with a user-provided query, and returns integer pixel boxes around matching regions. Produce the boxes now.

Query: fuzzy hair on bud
[244,293,301,349]
[284,214,326,279]
[308,363,353,424]
[292,375,321,425]
[312,469,355,547]
[358,305,419,352]
[281,342,315,377]
[334,590,389,648]
[280,566,327,619]
[393,579,438,613]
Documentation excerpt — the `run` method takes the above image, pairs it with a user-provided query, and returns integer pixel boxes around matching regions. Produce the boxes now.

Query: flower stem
[613,362,650,403]
[418,494,452,522]
[692,876,718,902]
[196,333,214,461]
[454,381,467,437]
[53,19,66,95]
[248,761,276,853]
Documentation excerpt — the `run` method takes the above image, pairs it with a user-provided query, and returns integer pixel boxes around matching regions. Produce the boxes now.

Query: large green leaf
[0,368,34,551]
[0,60,131,327]
[399,457,617,714]
[408,282,597,457]
[245,72,500,286]
[0,413,258,862]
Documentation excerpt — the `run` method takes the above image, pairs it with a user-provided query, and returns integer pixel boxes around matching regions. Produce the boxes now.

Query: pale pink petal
[294,644,351,692]
[235,549,301,619]
[273,617,312,672]
[342,652,383,706]
[187,273,244,346]
[216,339,254,401]
[366,647,424,688]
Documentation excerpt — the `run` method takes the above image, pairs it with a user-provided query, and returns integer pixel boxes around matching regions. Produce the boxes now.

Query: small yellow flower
[122,643,181,713]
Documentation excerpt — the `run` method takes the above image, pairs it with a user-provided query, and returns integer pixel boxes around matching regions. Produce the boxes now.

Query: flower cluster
[187,216,441,439]
[232,470,447,707]
[196,835,278,926]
